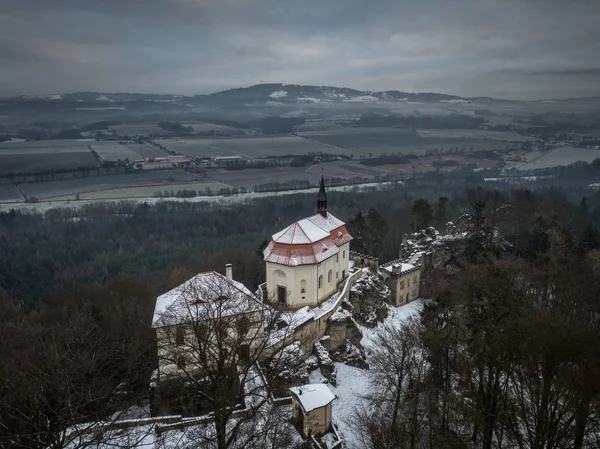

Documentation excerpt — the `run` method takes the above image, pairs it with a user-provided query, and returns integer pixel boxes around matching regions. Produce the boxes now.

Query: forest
[1,184,600,448]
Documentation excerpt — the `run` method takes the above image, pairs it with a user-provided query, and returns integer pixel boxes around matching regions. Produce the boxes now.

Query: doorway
[277,286,286,304]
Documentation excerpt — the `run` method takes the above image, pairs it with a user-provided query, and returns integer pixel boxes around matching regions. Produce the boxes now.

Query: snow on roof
[382,262,419,275]
[152,271,263,328]
[289,384,335,412]
[407,251,425,265]
[264,213,352,266]
[305,213,345,233]
[273,219,330,244]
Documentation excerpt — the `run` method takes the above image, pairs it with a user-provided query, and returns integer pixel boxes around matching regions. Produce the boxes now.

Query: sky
[1,0,599,100]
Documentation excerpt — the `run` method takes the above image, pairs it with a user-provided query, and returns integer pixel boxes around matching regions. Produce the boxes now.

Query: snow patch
[269,90,288,99]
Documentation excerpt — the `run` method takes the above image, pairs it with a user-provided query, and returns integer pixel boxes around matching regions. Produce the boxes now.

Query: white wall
[265,242,350,309]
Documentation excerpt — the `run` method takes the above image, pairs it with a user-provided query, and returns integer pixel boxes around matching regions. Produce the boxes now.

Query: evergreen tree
[434,196,449,227]
[578,223,600,254]
[365,208,389,257]
[411,199,433,231]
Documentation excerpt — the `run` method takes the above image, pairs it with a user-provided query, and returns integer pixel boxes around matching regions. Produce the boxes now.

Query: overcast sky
[1,0,599,99]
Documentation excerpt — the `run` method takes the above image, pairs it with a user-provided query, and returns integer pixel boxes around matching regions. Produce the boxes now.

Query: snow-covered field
[310,300,423,449]
[517,146,600,170]
[1,181,399,213]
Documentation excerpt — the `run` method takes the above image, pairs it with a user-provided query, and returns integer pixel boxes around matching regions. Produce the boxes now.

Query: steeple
[317,175,328,217]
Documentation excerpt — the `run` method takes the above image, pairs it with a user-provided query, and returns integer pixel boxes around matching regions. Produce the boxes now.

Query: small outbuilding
[289,383,335,437]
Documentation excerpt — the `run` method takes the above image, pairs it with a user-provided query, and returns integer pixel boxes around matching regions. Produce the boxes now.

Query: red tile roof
[263,213,352,266]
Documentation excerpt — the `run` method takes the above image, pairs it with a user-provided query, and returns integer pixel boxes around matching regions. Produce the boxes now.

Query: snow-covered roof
[264,213,352,266]
[289,384,335,412]
[382,262,420,276]
[273,219,330,244]
[152,271,264,328]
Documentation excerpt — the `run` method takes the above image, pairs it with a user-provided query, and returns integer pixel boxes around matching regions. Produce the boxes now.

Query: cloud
[1,0,599,99]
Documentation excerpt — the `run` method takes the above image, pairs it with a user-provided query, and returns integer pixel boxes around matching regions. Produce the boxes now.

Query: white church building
[262,177,353,309]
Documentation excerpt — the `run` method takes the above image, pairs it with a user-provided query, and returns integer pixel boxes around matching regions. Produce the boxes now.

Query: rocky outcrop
[348,269,390,327]
[314,340,337,387]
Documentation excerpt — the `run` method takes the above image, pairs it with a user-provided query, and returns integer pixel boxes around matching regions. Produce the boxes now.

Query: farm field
[416,129,539,142]
[298,128,508,155]
[207,167,322,188]
[109,124,170,137]
[0,184,22,202]
[127,143,169,158]
[0,139,96,151]
[0,153,100,175]
[184,122,246,133]
[52,181,226,201]
[155,136,355,159]
[517,147,600,170]
[90,142,144,161]
[18,170,198,199]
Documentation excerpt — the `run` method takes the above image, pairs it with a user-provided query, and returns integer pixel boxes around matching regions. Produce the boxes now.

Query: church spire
[317,175,328,217]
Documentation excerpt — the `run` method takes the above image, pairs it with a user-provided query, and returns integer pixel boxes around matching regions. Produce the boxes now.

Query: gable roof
[289,384,335,412]
[264,213,352,266]
[152,271,264,328]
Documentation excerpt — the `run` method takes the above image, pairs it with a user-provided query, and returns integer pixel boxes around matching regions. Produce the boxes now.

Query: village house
[289,384,335,437]
[262,176,353,309]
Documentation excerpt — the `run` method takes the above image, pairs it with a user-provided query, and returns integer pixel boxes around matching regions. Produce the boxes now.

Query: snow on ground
[269,90,288,99]
[310,300,424,449]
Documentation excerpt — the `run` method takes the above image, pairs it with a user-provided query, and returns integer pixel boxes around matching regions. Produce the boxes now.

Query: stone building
[289,384,335,437]
[262,177,353,309]
[151,265,266,380]
[381,261,421,306]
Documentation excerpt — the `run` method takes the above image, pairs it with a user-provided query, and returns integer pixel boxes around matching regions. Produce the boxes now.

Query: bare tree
[0,298,151,449]
[153,272,298,449]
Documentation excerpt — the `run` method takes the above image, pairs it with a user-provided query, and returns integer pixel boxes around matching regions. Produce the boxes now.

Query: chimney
[226,263,233,280]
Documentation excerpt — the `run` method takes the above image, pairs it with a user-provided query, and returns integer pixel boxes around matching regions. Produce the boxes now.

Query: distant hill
[5,84,600,106]
[4,84,479,106]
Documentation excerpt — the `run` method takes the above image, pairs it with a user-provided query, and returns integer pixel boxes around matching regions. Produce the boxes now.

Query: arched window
[300,280,307,293]
[273,269,286,279]
[328,270,332,284]
[318,275,323,289]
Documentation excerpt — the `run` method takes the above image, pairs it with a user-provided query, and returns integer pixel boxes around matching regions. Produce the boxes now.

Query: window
[342,270,346,278]
[328,270,332,284]
[400,281,404,289]
[343,250,346,258]
[336,271,339,279]
[177,356,187,369]
[219,325,228,341]
[238,344,250,361]
[300,279,307,293]
[336,254,339,263]
[413,276,417,284]
[175,327,185,346]
[318,275,323,289]
[237,317,250,336]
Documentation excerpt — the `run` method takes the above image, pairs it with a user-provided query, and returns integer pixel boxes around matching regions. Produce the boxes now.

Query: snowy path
[310,300,423,449]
